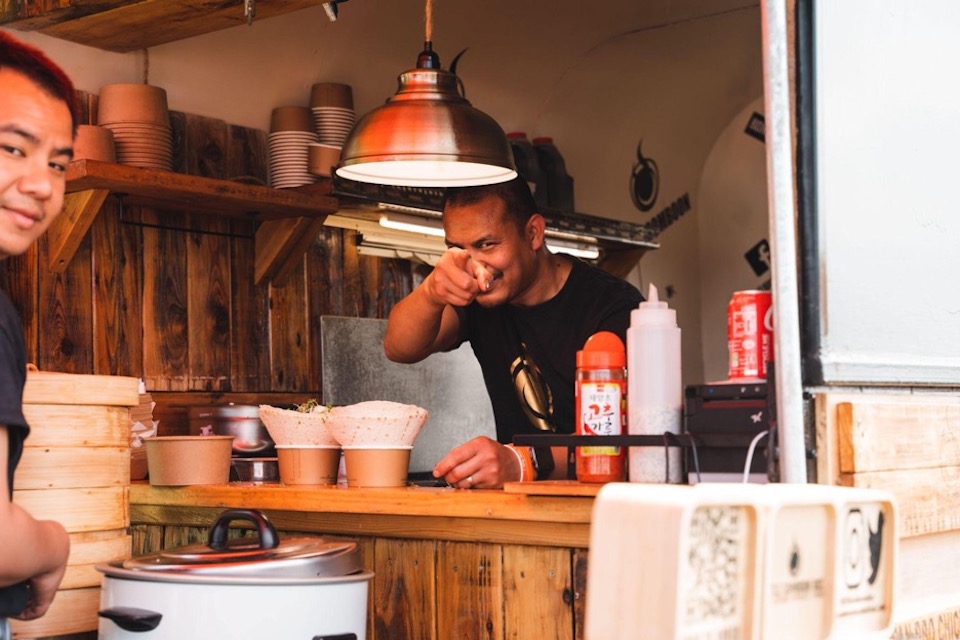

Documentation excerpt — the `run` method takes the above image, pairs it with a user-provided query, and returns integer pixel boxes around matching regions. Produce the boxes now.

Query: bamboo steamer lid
[23,371,139,406]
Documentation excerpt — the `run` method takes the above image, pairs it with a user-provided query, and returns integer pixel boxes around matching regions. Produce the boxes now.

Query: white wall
[813,0,960,385]
[697,97,770,382]
[533,8,764,385]
[3,0,764,387]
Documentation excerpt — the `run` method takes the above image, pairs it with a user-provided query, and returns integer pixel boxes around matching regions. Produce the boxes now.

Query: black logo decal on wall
[745,112,765,143]
[843,507,886,589]
[647,192,691,236]
[630,140,660,213]
[745,238,771,277]
[868,511,885,585]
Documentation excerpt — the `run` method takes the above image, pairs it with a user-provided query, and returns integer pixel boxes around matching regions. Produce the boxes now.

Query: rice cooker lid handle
[208,509,279,551]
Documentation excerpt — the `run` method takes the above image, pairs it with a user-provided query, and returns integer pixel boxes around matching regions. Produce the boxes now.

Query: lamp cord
[424,0,433,43]
[742,430,769,483]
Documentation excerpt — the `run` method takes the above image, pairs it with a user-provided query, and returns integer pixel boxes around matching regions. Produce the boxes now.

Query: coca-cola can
[727,290,774,380]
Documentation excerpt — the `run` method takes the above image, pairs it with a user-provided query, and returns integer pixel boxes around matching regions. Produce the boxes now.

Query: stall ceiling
[1,0,760,55]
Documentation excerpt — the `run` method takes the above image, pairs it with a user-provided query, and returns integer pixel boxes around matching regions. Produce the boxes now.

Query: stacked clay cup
[325,401,428,487]
[268,106,318,188]
[73,125,116,163]
[97,84,172,170]
[307,82,354,177]
[258,404,339,485]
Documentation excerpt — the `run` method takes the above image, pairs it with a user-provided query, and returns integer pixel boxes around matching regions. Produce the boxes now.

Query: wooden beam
[131,504,593,548]
[1,0,324,53]
[839,467,960,538]
[46,187,108,272]
[254,215,326,286]
[129,483,596,525]
[65,159,336,221]
[891,530,960,638]
[815,391,960,485]
[838,401,960,474]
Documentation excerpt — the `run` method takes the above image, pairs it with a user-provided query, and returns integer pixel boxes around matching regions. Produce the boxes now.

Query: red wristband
[506,444,536,482]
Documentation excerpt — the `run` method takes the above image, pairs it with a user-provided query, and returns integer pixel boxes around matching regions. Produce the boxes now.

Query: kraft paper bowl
[276,446,340,485]
[97,83,169,126]
[145,436,233,486]
[343,446,412,488]
[309,82,354,109]
[307,143,342,177]
[270,106,314,133]
[73,125,116,162]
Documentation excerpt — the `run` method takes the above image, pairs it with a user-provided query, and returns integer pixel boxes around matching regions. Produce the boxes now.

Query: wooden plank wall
[816,391,960,639]
[0,90,421,431]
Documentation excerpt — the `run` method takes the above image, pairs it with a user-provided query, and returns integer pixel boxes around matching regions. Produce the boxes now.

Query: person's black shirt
[0,290,32,617]
[457,256,642,450]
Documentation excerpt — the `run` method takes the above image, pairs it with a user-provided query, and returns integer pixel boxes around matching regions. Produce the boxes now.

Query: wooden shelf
[65,160,336,221]
[0,1,323,53]
[54,160,337,285]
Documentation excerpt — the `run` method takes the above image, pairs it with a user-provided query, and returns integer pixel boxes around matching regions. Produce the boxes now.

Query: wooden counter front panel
[132,523,587,640]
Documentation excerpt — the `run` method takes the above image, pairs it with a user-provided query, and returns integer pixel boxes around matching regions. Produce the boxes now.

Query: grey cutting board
[320,316,496,474]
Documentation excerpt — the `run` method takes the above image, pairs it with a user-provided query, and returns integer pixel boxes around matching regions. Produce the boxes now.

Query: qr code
[683,505,746,638]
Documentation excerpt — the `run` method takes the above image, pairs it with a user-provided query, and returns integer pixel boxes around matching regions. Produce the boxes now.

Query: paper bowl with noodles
[325,401,429,448]
[258,402,338,447]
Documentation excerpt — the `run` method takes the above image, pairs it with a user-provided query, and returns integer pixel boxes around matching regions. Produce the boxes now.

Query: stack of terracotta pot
[308,82,354,177]
[97,83,173,170]
[268,106,318,188]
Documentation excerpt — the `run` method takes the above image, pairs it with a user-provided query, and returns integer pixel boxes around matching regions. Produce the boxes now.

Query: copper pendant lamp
[335,0,517,187]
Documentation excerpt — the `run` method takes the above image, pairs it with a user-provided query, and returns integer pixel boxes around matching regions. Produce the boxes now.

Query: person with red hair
[0,31,75,632]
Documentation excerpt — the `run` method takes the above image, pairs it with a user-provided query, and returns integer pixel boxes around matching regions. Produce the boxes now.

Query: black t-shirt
[0,289,31,616]
[0,289,28,496]
[458,256,643,446]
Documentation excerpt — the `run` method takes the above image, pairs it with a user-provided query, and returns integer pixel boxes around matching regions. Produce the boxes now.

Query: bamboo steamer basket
[11,371,138,638]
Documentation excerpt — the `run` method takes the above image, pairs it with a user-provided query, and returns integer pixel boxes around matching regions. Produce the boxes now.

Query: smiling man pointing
[384,177,642,489]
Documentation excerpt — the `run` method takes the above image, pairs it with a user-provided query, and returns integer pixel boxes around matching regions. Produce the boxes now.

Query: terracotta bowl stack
[97,83,172,170]
[268,106,318,189]
[308,143,342,178]
[73,125,117,163]
[308,82,353,176]
[325,401,429,487]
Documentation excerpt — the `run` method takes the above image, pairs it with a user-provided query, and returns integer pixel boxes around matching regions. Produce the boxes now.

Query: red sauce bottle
[575,331,627,483]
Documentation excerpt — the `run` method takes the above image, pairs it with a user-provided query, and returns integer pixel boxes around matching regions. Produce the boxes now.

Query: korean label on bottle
[579,381,623,455]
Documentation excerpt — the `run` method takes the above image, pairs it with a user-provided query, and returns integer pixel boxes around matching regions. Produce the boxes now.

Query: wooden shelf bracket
[48,188,110,272]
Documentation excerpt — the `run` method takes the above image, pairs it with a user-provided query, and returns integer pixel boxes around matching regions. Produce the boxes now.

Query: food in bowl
[258,402,338,447]
[325,400,428,447]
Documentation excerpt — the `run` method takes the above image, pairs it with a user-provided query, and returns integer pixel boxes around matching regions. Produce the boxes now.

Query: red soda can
[727,290,774,380]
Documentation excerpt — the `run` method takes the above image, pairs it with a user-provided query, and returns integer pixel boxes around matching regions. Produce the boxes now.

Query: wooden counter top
[130,481,597,547]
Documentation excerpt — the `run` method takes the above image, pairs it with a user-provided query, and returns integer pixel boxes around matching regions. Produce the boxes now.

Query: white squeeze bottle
[627,283,682,483]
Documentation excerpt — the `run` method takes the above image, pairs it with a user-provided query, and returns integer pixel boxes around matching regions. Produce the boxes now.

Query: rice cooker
[96,509,372,639]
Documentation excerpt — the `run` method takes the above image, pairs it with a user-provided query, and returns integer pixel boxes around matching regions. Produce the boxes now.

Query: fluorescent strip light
[376,202,442,217]
[326,212,601,263]
[379,212,445,237]
[545,238,600,260]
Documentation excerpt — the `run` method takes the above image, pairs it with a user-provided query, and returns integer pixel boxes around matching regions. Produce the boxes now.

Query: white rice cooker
[96,509,372,639]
